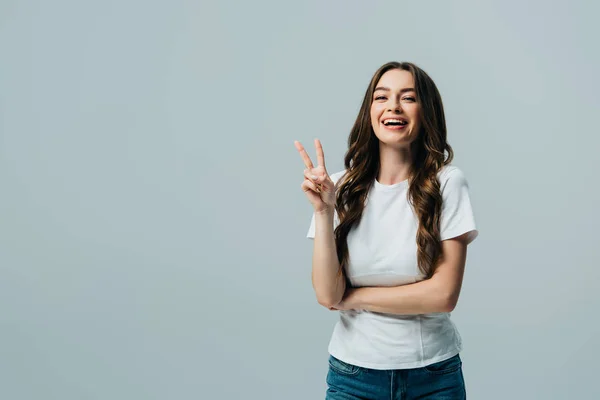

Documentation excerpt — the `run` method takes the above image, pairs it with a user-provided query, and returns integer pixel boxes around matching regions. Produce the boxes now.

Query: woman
[294,61,478,399]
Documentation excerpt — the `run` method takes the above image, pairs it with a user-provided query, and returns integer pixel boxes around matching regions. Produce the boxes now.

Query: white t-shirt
[306,165,478,370]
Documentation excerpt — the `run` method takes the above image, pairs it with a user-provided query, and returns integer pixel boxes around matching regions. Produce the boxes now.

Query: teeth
[383,119,407,125]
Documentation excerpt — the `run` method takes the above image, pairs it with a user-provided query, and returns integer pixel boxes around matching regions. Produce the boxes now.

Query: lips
[381,117,409,131]
[382,118,408,126]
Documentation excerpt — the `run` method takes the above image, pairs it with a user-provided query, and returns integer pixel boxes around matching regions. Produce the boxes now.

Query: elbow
[440,300,456,313]
[313,280,346,309]
[317,296,340,309]
[315,289,343,309]
[439,292,459,313]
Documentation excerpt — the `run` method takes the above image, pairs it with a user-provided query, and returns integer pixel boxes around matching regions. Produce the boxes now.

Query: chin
[375,129,414,148]
[381,140,412,150]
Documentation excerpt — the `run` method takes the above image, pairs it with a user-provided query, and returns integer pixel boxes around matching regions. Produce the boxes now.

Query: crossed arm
[330,233,470,315]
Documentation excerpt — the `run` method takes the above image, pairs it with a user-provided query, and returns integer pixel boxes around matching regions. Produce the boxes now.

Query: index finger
[294,140,314,169]
[314,139,326,170]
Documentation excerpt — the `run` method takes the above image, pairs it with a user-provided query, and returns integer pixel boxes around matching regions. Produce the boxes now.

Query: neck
[377,143,412,185]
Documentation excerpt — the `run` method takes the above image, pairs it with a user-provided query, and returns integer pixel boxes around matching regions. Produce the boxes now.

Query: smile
[382,118,408,126]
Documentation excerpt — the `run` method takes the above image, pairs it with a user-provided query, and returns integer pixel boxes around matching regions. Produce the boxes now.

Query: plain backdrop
[1,0,599,399]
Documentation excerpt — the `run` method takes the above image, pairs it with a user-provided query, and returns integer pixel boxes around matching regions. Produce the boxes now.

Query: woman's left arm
[332,233,469,314]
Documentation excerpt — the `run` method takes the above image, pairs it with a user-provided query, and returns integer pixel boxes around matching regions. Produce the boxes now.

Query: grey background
[1,0,598,399]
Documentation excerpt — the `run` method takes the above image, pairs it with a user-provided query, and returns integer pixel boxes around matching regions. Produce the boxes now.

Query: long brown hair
[334,61,453,279]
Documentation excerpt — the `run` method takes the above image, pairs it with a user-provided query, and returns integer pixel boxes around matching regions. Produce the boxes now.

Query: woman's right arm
[294,139,346,309]
[311,209,346,308]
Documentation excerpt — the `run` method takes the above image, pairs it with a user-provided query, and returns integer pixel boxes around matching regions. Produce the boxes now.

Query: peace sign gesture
[294,139,335,213]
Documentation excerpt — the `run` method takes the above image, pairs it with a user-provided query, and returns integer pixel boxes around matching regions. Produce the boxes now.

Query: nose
[387,97,402,113]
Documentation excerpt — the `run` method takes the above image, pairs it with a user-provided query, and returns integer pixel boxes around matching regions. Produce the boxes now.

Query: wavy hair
[334,61,453,279]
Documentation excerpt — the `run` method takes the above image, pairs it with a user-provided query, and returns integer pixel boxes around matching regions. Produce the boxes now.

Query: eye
[402,96,416,102]
[374,95,387,101]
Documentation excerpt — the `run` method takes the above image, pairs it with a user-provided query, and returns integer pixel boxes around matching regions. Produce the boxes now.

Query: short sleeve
[306,212,316,238]
[306,170,346,239]
[439,167,479,244]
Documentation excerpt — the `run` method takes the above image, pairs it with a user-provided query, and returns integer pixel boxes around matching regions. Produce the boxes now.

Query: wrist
[315,207,334,218]
[348,288,365,310]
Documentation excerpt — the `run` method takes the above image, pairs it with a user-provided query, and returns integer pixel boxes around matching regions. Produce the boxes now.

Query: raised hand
[294,139,335,213]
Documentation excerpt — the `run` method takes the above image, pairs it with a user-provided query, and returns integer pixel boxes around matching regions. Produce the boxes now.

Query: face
[370,69,421,148]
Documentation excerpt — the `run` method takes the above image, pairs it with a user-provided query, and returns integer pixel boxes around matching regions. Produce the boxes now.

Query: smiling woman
[294,61,478,399]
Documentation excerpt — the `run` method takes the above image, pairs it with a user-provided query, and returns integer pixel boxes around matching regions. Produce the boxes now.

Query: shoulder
[329,169,348,185]
[437,165,469,189]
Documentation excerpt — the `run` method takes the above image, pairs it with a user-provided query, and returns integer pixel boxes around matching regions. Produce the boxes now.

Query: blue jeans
[325,353,466,400]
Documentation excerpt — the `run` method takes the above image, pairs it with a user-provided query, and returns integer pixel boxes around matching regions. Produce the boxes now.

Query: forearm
[311,210,346,308]
[348,278,455,315]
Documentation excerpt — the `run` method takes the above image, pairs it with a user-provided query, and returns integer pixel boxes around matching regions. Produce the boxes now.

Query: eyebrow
[374,87,415,93]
